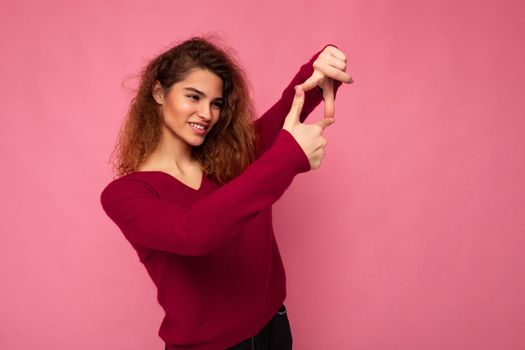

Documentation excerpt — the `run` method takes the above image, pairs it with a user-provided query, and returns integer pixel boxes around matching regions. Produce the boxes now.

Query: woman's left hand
[296,45,353,119]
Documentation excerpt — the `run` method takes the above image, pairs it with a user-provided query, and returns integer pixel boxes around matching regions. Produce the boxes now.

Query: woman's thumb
[316,117,335,130]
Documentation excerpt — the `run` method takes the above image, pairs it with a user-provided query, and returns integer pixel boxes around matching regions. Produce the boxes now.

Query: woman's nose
[197,104,212,120]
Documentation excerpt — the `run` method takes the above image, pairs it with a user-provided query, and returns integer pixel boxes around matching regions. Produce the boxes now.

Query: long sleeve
[100,129,310,257]
[255,43,344,156]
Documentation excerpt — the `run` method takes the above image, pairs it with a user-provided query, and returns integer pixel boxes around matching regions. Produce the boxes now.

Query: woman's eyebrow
[183,87,223,100]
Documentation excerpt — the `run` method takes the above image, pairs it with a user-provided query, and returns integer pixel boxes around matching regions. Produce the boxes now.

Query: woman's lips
[188,122,207,135]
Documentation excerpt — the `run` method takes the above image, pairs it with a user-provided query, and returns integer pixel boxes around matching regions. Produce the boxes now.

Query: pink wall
[1,0,524,349]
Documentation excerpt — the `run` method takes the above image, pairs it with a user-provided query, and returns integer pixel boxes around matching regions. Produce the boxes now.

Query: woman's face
[154,68,224,147]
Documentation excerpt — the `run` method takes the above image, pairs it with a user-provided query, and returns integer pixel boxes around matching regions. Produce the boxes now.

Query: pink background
[1,0,524,349]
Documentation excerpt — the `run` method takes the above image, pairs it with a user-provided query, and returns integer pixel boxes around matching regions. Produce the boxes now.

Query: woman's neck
[140,132,199,173]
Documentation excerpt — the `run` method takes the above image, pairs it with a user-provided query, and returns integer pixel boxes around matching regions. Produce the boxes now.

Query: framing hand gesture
[296,45,353,119]
[283,86,335,170]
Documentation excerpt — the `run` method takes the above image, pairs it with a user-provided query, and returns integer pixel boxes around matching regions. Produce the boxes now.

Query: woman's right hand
[282,86,335,170]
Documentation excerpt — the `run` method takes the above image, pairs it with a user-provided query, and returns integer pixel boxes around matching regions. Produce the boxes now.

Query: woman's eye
[187,95,222,109]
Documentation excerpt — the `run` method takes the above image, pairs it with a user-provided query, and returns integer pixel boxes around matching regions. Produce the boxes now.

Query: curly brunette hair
[109,34,257,184]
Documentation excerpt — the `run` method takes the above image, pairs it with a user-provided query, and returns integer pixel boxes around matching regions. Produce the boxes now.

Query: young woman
[100,36,352,350]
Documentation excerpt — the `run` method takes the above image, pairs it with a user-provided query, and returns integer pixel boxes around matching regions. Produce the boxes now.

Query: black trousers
[164,304,293,350]
[227,304,292,350]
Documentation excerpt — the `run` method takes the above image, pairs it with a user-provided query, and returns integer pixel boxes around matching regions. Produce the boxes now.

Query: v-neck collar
[129,170,204,191]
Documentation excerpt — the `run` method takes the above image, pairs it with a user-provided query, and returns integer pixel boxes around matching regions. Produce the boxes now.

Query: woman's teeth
[189,122,206,130]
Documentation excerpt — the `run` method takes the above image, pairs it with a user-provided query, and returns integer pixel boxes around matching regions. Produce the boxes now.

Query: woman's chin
[186,135,206,147]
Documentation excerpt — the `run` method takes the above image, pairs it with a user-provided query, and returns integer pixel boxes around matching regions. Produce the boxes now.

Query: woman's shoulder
[101,172,159,201]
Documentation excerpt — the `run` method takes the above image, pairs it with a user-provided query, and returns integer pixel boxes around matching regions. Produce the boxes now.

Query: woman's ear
[152,81,164,105]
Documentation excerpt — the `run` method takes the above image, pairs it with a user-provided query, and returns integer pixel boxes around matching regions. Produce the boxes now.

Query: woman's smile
[188,121,208,135]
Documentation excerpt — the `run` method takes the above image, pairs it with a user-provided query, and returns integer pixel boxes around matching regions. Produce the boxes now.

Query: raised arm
[255,44,344,156]
[100,129,310,257]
